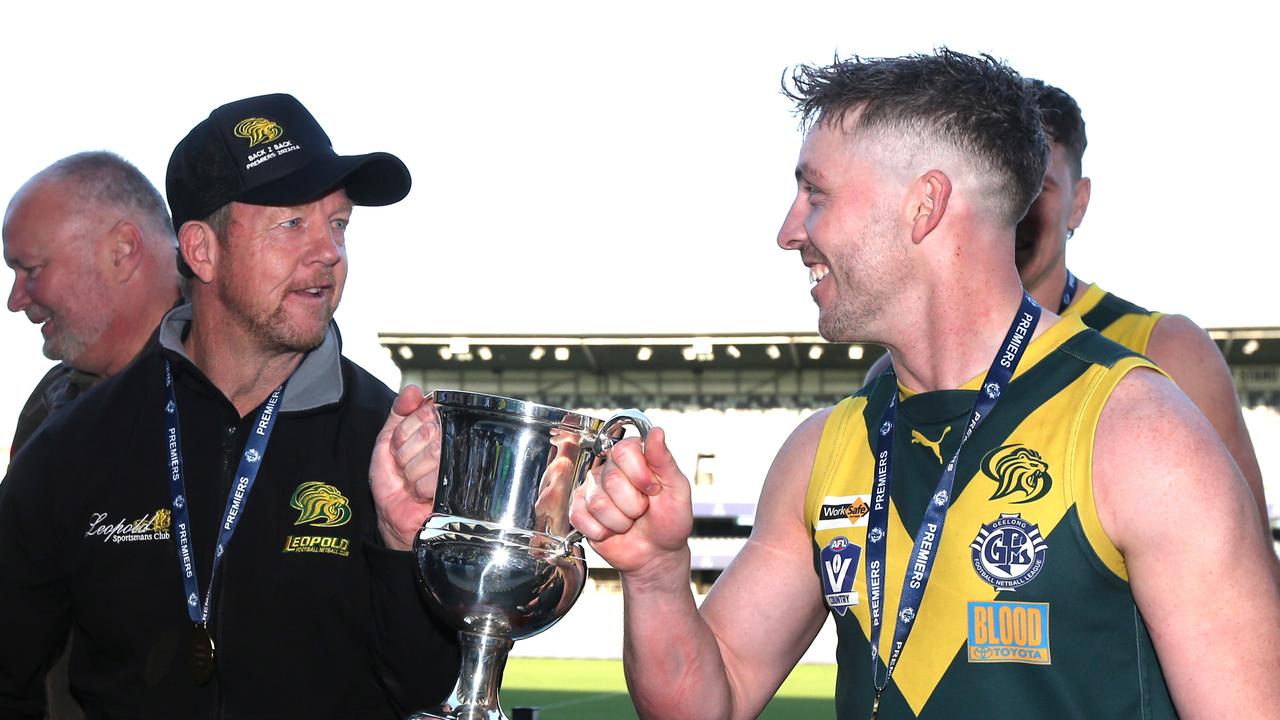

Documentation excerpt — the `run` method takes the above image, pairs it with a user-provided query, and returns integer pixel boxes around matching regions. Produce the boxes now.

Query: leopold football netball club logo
[233,117,283,147]
[290,482,351,528]
[970,513,1048,591]
[981,443,1052,503]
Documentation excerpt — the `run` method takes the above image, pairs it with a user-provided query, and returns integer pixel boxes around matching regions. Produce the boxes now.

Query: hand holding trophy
[408,390,650,720]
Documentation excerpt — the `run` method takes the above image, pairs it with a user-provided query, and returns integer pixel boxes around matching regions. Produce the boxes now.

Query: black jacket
[9,363,98,459]
[0,307,459,719]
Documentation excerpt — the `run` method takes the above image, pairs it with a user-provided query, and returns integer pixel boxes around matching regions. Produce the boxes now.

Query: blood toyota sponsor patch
[967,601,1051,665]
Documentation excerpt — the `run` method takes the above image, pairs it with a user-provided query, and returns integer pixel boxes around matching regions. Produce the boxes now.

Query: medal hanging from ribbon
[863,293,1041,719]
[163,360,286,685]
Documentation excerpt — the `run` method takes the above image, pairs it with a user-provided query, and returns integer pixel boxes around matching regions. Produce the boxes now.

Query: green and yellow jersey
[806,317,1177,719]
[1063,283,1163,354]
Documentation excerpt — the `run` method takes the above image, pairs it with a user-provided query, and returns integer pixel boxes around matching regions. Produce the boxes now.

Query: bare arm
[570,413,832,720]
[1146,314,1267,528]
[1093,369,1280,718]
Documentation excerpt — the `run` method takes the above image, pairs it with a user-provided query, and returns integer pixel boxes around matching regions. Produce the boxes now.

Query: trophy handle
[591,408,652,456]
[561,409,652,552]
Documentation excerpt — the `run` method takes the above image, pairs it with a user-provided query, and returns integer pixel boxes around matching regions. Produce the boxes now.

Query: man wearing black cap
[0,94,458,719]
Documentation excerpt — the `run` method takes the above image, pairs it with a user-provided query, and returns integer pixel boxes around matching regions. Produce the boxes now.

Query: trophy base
[407,708,507,720]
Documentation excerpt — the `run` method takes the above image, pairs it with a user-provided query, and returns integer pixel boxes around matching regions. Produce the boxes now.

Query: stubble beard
[816,214,902,343]
[41,278,113,369]
[218,278,333,355]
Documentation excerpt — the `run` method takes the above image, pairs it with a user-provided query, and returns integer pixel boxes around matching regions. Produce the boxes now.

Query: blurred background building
[381,326,1280,661]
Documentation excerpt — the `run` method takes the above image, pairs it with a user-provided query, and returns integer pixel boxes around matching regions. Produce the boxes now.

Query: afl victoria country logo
[233,117,283,147]
[981,443,1052,503]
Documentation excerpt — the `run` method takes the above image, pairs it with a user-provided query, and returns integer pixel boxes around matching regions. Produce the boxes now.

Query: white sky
[1,1,1277,452]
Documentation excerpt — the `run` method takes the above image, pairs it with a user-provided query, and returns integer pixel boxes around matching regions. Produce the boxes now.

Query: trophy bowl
[409,390,650,720]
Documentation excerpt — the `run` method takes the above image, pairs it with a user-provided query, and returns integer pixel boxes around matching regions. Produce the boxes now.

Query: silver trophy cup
[409,390,651,720]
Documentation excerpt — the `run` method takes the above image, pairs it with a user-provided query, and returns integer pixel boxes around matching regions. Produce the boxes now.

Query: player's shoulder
[1096,363,1222,465]
[1148,313,1218,358]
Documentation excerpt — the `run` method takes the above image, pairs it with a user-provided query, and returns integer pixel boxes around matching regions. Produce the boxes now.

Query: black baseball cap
[165,93,411,230]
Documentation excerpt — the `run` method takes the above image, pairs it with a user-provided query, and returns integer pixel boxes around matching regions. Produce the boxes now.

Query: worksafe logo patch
[981,444,1052,503]
[84,509,173,544]
[816,495,871,530]
[967,601,1051,665]
[290,481,352,528]
[233,117,283,147]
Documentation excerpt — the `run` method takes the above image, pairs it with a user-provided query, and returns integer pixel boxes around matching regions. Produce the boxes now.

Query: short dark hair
[783,48,1047,225]
[1026,79,1087,179]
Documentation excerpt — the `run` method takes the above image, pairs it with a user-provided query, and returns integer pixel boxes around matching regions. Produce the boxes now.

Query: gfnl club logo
[969,513,1047,591]
[821,536,861,616]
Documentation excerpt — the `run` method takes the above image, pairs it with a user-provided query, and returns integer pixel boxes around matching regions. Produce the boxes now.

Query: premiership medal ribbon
[863,293,1041,719]
[163,360,286,685]
[1059,270,1078,314]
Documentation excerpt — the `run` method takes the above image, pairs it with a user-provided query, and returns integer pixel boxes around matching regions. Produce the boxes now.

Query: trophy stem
[408,631,514,720]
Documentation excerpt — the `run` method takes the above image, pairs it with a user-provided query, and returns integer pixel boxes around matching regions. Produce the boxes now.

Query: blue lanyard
[163,360,285,627]
[864,293,1041,716]
[1059,270,1078,314]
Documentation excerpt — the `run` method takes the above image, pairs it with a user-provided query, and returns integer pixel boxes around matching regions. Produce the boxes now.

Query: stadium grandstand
[381,327,1280,661]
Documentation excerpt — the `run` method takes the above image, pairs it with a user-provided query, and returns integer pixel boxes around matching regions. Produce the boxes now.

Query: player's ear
[1068,176,1091,232]
[910,170,952,244]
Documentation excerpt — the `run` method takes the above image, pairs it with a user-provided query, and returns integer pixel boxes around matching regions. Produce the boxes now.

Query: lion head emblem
[233,117,283,147]
[152,509,172,532]
[981,444,1052,504]
[290,482,352,527]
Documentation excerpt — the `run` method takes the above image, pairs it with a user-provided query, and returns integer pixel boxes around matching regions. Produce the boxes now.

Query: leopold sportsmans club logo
[981,443,1052,503]
[85,508,172,544]
[233,117,283,147]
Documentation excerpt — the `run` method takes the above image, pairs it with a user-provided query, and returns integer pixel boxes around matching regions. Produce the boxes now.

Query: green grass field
[501,657,836,719]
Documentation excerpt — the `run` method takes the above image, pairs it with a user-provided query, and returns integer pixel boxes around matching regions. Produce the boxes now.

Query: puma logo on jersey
[982,444,1053,503]
[911,426,951,464]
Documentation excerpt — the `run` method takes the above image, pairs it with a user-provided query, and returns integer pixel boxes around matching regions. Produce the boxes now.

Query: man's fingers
[392,384,427,417]
[607,437,661,495]
[596,458,652,520]
[392,401,439,456]
[641,428,681,480]
[570,483,616,543]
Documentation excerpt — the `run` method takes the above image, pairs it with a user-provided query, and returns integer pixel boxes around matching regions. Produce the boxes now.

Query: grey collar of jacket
[158,303,344,413]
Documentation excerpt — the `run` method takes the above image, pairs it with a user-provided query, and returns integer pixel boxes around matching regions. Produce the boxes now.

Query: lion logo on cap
[289,481,352,528]
[234,117,283,147]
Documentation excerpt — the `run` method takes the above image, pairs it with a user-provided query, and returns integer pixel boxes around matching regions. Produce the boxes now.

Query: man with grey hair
[5,151,182,455]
